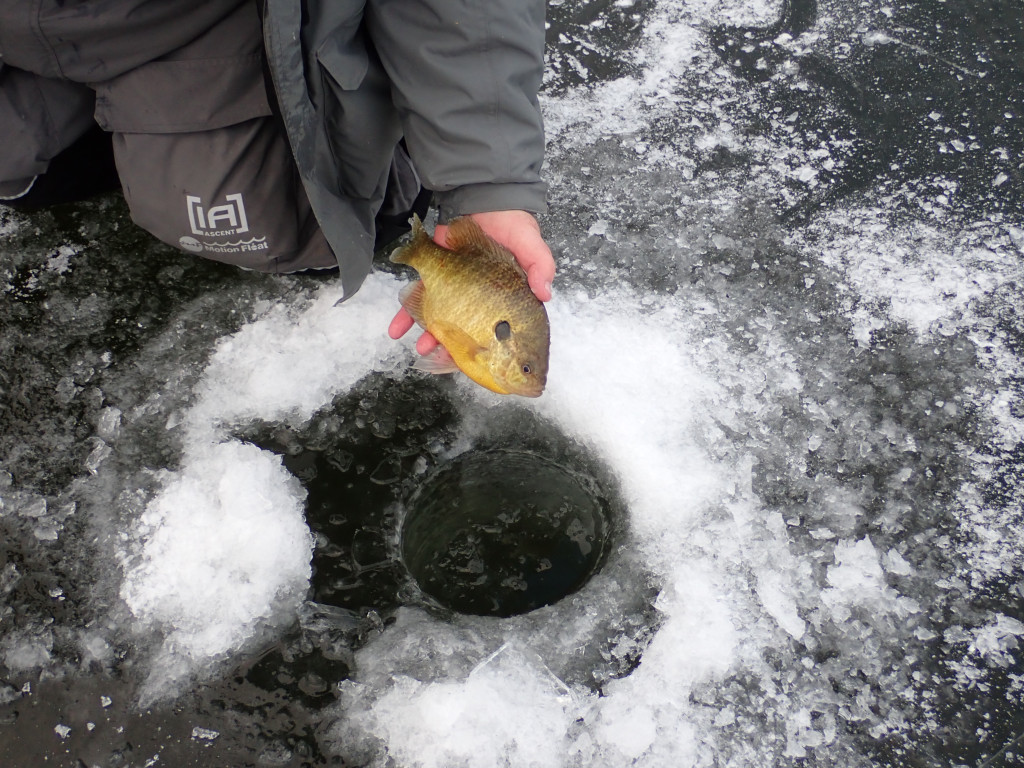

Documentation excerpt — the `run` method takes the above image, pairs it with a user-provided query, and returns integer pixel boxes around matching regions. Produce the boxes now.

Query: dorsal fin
[445,216,514,262]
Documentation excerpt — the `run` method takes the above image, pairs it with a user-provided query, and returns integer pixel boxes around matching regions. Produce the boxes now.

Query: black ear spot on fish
[494,320,512,341]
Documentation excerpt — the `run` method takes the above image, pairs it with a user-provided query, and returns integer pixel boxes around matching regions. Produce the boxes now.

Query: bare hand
[387,210,555,357]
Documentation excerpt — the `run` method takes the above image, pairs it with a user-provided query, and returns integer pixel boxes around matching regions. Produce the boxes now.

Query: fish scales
[391,215,550,397]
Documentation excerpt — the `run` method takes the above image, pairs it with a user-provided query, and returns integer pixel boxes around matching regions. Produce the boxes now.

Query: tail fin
[389,213,430,266]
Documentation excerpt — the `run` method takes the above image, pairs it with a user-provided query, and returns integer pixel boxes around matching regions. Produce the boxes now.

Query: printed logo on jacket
[179,193,268,254]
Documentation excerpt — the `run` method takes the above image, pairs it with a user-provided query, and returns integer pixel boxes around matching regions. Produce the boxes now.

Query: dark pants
[0,0,423,272]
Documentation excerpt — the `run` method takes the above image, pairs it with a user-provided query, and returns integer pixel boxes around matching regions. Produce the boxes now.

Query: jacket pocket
[92,53,272,134]
[314,10,369,92]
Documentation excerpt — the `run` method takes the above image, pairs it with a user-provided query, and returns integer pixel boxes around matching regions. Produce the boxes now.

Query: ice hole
[399,449,616,618]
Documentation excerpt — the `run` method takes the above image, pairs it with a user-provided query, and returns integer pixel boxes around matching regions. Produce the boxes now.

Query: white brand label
[186,193,250,237]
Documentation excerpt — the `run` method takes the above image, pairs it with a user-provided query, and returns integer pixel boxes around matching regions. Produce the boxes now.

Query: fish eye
[522,364,532,375]
[494,320,511,341]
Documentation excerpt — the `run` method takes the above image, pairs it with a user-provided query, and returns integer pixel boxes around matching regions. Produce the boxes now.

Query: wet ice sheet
[315,0,1024,764]
[3,0,1024,765]
[317,245,1021,766]
[106,234,1022,766]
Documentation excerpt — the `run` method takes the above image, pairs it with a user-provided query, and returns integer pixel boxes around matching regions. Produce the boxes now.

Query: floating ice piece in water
[2,631,53,672]
[85,440,112,475]
[784,706,837,758]
[45,245,77,275]
[80,634,112,664]
[0,683,21,705]
[883,549,913,576]
[32,520,61,542]
[861,31,893,46]
[16,496,47,519]
[969,614,1024,666]
[96,407,122,441]
[298,601,362,634]
[795,164,818,182]
[191,726,220,742]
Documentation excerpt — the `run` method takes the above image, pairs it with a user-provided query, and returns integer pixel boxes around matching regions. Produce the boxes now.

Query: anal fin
[412,346,460,375]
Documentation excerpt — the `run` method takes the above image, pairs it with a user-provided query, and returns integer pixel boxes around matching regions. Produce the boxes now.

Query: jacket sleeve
[365,0,548,222]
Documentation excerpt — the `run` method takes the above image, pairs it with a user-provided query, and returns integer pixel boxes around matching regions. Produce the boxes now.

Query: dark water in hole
[401,449,613,617]
[244,375,462,619]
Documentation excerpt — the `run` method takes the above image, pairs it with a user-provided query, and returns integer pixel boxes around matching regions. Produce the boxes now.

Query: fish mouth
[517,383,545,398]
[492,372,545,398]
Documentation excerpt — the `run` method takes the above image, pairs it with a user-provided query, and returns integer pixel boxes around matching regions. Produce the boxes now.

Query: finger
[388,308,416,339]
[514,235,556,301]
[415,331,440,356]
[507,235,554,302]
[527,263,554,302]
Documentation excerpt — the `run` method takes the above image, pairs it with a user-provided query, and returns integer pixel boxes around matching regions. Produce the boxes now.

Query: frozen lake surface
[1,0,1023,766]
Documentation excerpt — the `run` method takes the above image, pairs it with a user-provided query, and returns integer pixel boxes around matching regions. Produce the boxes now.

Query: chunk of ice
[121,441,313,690]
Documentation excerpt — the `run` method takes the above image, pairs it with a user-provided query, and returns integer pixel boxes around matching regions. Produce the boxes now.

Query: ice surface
[339,645,580,768]
[821,537,892,623]
[806,212,1019,340]
[3,0,1023,764]
[755,567,807,639]
[185,278,404,436]
[1,630,53,672]
[537,290,726,570]
[309,0,1024,762]
[191,726,220,742]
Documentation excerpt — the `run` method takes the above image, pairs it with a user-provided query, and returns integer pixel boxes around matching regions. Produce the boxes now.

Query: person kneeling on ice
[0,0,555,370]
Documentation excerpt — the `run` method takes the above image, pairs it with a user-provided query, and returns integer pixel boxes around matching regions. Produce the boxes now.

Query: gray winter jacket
[263,0,549,297]
[0,0,548,296]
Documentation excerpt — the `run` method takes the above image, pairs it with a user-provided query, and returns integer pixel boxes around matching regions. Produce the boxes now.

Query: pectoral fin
[424,322,510,393]
[409,324,485,378]
[430,321,488,368]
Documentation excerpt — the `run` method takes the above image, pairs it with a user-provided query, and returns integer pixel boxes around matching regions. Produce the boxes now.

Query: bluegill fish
[390,215,550,397]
